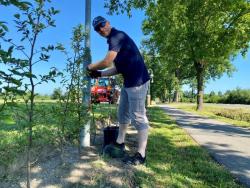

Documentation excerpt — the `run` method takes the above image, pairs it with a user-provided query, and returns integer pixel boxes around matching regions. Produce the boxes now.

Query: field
[168,103,250,129]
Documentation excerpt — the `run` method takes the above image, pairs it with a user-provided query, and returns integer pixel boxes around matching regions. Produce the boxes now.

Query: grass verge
[168,103,250,129]
[134,107,242,187]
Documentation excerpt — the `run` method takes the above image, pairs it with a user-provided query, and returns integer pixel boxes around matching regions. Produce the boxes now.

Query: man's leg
[116,124,128,144]
[103,87,131,158]
[137,128,148,158]
[116,87,131,144]
[124,81,149,164]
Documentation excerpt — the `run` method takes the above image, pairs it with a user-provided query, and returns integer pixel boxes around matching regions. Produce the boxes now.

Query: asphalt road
[159,104,250,187]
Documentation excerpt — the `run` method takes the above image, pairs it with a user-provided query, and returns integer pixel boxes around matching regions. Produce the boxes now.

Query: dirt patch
[0,124,139,188]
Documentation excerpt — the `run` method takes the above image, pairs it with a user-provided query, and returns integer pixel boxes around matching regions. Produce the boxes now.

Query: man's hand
[89,70,102,78]
[86,67,102,78]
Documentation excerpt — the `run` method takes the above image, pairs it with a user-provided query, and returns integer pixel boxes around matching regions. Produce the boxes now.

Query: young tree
[1,0,60,187]
[55,24,89,157]
[0,0,31,120]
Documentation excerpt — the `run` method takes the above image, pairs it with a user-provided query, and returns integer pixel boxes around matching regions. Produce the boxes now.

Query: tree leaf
[14,13,20,19]
[0,23,8,31]
[0,114,15,125]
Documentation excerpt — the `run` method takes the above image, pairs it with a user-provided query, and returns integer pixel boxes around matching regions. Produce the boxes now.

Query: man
[87,16,150,165]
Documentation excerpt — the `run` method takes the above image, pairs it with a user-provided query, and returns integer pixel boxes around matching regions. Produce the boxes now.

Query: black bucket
[103,126,119,147]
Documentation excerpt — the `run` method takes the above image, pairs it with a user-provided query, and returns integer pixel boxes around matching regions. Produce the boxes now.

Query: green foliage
[1,0,61,105]
[0,1,32,112]
[0,0,30,43]
[181,91,196,103]
[0,0,31,10]
[143,0,250,109]
[34,94,50,100]
[204,91,223,103]
[105,0,250,109]
[223,88,250,104]
[142,49,170,102]
[0,1,62,186]
[0,0,61,116]
[51,87,63,100]
[52,24,90,144]
[202,88,250,104]
[104,0,151,17]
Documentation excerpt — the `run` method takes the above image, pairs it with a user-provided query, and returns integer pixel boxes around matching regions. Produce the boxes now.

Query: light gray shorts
[118,81,149,130]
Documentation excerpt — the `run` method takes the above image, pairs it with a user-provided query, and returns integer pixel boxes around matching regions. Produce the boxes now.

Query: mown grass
[168,103,250,129]
[134,107,242,187]
[0,102,60,169]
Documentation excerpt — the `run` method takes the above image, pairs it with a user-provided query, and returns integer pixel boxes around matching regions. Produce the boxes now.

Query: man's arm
[88,51,117,70]
[101,66,118,77]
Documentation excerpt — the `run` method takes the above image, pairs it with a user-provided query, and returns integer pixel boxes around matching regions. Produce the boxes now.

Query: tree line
[204,88,250,104]
[181,88,250,105]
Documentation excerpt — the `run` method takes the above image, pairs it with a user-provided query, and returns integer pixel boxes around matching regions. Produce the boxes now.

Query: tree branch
[3,38,29,59]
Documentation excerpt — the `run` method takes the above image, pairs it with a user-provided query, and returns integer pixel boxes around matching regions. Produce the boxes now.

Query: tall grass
[169,103,250,128]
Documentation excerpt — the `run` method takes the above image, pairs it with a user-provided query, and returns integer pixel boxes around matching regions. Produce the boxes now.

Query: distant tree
[209,91,216,97]
[51,87,63,100]
[225,88,250,104]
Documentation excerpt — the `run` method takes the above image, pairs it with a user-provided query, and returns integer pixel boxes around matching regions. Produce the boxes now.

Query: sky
[0,0,249,95]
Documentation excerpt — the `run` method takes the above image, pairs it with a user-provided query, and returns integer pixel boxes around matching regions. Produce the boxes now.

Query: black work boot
[103,142,125,158]
[123,152,146,165]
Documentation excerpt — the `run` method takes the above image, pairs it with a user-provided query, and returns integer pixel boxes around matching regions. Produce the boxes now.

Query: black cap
[92,16,107,29]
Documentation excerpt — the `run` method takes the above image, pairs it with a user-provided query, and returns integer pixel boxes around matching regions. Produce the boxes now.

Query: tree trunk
[173,70,180,103]
[191,86,195,102]
[168,88,172,103]
[27,145,30,188]
[173,90,179,102]
[27,126,32,188]
[195,61,205,111]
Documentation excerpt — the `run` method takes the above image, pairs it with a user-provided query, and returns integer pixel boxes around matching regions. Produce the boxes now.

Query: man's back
[107,28,150,88]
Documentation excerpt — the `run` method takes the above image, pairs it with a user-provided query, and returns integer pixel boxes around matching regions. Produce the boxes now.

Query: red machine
[91,77,120,104]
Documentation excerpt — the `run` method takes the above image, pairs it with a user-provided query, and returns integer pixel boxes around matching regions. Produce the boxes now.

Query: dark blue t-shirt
[107,28,150,88]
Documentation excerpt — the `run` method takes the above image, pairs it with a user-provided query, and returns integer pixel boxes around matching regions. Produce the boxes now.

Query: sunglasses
[94,22,106,32]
